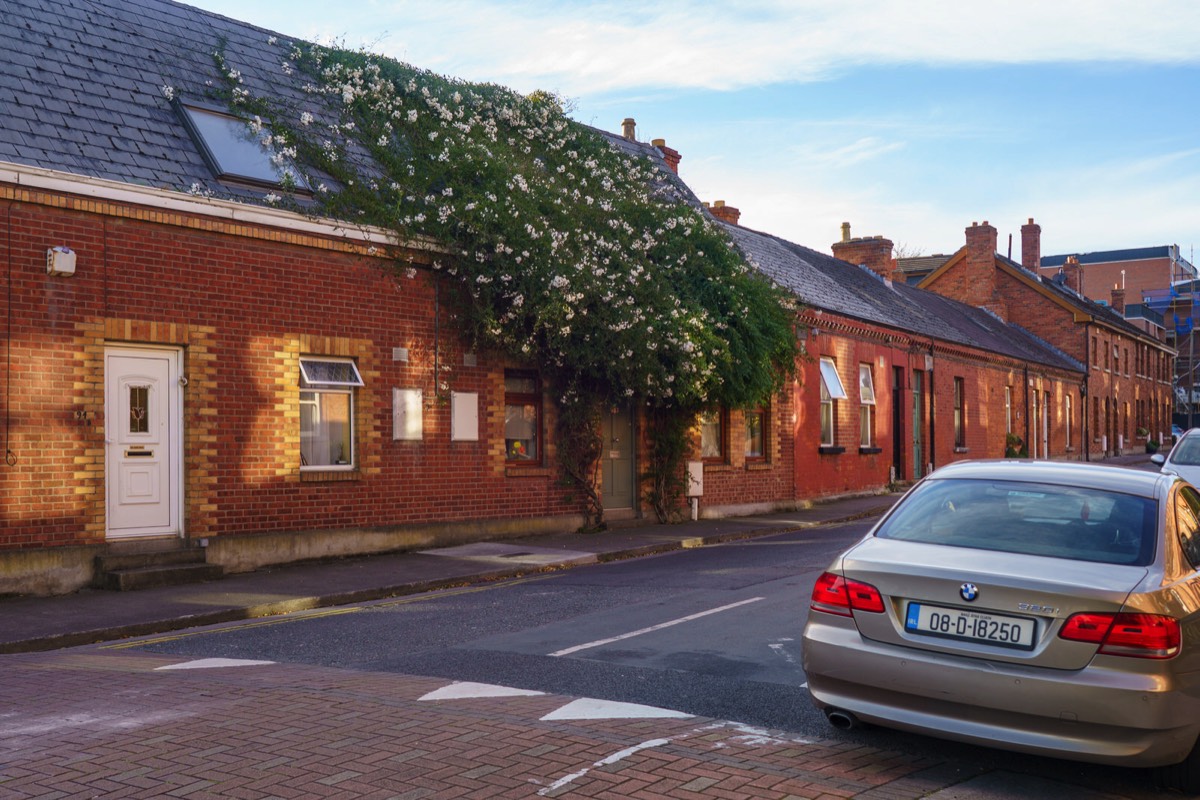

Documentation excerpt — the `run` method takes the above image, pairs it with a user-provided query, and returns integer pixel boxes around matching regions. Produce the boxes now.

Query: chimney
[1020,217,1041,272]
[651,138,681,174]
[963,220,1001,315]
[1111,284,1126,315]
[1063,254,1083,296]
[709,199,741,226]
[831,226,898,282]
[621,117,636,140]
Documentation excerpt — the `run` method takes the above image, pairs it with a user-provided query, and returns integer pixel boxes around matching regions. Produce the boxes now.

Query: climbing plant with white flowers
[212,42,800,528]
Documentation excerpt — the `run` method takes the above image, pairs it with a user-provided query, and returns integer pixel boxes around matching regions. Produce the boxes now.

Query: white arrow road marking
[541,698,692,721]
[155,658,275,670]
[536,738,670,796]
[419,682,545,701]
[548,596,765,657]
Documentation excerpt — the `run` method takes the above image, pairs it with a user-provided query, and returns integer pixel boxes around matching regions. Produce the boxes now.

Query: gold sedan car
[802,460,1200,793]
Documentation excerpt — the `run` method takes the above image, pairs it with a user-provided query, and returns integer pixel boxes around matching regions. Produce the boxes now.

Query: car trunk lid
[839,538,1150,670]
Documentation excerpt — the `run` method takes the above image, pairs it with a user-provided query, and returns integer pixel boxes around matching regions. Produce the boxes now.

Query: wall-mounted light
[46,246,76,276]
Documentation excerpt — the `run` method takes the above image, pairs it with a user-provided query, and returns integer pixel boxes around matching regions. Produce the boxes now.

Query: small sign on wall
[451,391,479,441]
[393,388,423,440]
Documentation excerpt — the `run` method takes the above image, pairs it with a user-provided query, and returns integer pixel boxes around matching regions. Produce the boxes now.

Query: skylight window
[179,102,308,191]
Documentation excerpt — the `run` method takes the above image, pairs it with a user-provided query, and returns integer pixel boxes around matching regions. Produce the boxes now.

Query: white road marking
[548,596,766,657]
[155,658,275,670]
[418,682,545,701]
[541,698,692,721]
[691,720,816,748]
[536,738,670,796]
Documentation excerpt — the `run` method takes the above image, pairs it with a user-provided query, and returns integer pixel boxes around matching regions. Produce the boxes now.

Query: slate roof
[999,254,1159,342]
[722,223,1083,373]
[0,0,1088,374]
[0,0,323,200]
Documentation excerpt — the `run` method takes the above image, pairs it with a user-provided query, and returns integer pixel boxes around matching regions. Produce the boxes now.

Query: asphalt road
[120,519,1174,797]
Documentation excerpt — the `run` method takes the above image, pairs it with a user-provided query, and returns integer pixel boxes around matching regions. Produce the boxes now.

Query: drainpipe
[1023,364,1031,457]
[927,342,936,472]
[3,203,14,467]
[1083,323,1091,462]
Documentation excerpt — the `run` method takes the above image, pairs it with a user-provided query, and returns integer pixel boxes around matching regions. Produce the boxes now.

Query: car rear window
[876,478,1156,566]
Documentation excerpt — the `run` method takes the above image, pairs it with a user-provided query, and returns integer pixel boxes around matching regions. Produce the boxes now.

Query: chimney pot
[1020,216,1042,272]
[831,228,895,280]
[708,199,741,226]
[621,117,636,140]
[651,138,681,174]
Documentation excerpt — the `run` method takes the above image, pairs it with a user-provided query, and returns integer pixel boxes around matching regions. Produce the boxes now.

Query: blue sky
[186,0,1200,265]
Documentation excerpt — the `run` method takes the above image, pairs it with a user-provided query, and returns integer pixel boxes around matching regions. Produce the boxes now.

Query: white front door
[105,347,182,539]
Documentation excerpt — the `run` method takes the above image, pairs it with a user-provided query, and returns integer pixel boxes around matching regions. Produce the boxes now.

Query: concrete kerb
[0,501,897,655]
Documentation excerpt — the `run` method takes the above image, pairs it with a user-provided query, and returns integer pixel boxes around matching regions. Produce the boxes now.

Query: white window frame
[299,357,364,471]
[819,358,847,447]
[858,364,876,448]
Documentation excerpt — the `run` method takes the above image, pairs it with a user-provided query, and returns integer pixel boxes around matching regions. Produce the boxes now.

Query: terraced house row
[0,0,1174,595]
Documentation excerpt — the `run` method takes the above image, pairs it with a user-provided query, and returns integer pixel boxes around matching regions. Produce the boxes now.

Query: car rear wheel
[1152,739,1200,794]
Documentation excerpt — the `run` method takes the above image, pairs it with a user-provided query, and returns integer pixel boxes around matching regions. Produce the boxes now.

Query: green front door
[602,406,635,510]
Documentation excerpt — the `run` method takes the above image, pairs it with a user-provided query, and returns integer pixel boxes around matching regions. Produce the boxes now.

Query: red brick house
[704,220,1085,505]
[0,0,1114,596]
[1037,244,1195,309]
[920,220,1175,457]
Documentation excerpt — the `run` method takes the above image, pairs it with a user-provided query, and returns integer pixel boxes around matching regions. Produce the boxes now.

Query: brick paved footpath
[5,649,1160,800]
[0,649,996,800]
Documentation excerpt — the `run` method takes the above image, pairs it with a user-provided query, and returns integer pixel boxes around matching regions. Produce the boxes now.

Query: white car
[1153,428,1200,486]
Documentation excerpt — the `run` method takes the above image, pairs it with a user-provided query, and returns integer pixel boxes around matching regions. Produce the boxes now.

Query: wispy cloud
[200,0,1200,96]
[357,0,1200,96]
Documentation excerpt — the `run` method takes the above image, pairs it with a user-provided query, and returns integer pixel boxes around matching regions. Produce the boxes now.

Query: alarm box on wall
[46,246,76,276]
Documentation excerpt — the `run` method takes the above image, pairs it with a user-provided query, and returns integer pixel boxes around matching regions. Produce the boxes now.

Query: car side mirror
[1151,453,1166,466]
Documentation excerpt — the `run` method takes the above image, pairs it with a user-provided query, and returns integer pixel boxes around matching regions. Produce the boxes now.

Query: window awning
[300,358,364,387]
[820,359,847,400]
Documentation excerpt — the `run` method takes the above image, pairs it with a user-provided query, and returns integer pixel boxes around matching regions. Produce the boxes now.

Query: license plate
[905,602,1036,650]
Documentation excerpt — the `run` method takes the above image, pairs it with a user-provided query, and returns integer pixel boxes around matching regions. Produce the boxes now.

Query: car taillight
[1058,612,1181,659]
[811,571,885,616]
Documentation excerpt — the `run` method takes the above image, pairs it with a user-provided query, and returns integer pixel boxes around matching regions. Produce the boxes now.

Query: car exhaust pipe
[825,708,860,730]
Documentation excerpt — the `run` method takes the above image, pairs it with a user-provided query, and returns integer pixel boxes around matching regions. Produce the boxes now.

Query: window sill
[954,447,969,454]
[746,462,772,471]
[300,469,361,482]
[858,447,882,455]
[818,446,845,455]
[506,466,552,478]
[704,463,734,472]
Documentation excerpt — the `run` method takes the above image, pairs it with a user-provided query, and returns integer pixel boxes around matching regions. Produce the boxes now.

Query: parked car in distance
[802,460,1200,793]
[1153,428,1200,487]
[1173,424,1186,443]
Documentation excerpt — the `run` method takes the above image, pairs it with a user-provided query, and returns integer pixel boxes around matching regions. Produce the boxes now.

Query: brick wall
[0,188,584,552]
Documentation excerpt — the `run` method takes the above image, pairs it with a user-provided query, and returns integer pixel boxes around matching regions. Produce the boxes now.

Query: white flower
[159,85,175,100]
[300,111,314,126]
[264,193,280,204]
